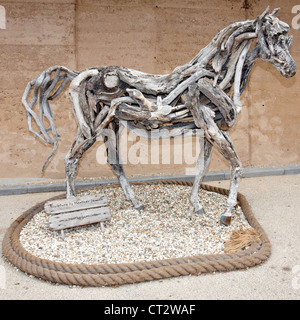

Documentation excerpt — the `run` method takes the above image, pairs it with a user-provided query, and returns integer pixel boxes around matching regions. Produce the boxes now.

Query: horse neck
[223,37,259,84]
[168,20,260,97]
[191,19,257,62]
[208,21,260,109]
[238,42,260,94]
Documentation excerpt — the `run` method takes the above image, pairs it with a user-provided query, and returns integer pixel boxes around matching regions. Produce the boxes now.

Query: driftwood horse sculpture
[22,7,296,225]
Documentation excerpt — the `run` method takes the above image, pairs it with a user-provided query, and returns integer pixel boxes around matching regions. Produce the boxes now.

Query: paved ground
[0,175,299,300]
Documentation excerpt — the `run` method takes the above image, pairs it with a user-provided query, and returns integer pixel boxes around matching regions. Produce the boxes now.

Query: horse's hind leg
[102,125,143,210]
[111,162,144,210]
[65,130,96,198]
[190,137,213,214]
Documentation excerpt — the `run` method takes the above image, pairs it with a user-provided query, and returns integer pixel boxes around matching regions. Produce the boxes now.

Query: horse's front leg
[215,132,242,226]
[65,129,84,198]
[187,83,241,225]
[190,136,213,214]
[220,164,242,225]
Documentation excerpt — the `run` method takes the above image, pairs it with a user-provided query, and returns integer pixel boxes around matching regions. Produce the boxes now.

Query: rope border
[2,180,271,286]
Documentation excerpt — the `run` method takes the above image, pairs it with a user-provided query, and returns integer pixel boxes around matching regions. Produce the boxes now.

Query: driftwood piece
[69,69,99,139]
[197,78,236,129]
[233,39,253,113]
[103,72,120,89]
[45,193,111,236]
[118,103,151,121]
[127,89,156,111]
[94,105,109,129]
[44,194,108,214]
[49,207,111,231]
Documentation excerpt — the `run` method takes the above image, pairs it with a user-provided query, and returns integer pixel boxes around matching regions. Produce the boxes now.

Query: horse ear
[271,8,280,17]
[258,6,270,21]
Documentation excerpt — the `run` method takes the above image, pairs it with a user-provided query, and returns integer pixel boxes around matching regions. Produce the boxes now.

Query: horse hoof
[195,208,206,215]
[220,215,231,226]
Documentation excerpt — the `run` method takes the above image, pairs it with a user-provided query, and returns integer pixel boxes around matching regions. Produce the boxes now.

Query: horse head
[256,7,296,78]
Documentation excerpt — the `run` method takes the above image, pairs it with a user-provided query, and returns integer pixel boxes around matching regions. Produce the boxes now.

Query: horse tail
[22,66,79,172]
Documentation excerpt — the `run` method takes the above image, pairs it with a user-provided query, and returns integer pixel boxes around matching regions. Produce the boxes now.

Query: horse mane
[117,17,259,100]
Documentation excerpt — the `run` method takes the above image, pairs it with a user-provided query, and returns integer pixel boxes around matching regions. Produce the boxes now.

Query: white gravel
[19,184,251,265]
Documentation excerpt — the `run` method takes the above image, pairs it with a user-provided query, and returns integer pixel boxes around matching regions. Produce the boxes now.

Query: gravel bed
[19,184,251,265]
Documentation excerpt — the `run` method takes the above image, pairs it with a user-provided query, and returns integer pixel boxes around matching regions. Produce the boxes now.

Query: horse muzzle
[280,60,297,78]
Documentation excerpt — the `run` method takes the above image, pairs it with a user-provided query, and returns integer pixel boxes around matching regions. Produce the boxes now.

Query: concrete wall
[0,0,299,180]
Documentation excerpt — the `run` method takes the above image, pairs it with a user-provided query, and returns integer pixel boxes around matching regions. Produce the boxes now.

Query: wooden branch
[240,44,260,94]
[22,72,53,145]
[48,75,72,100]
[233,40,253,114]
[197,78,236,129]
[126,88,156,111]
[95,97,132,135]
[162,69,215,105]
[117,67,187,96]
[170,104,186,112]
[86,90,98,113]
[232,32,257,50]
[69,69,100,139]
[119,120,199,139]
[102,72,120,89]
[167,108,190,120]
[218,40,248,90]
[118,103,151,121]
[94,105,110,129]
[256,15,271,60]
[186,85,206,129]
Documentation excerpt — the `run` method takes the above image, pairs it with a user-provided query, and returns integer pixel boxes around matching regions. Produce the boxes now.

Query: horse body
[22,7,296,225]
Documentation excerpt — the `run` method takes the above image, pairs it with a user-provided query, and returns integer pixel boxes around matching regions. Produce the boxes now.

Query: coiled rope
[2,180,271,287]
